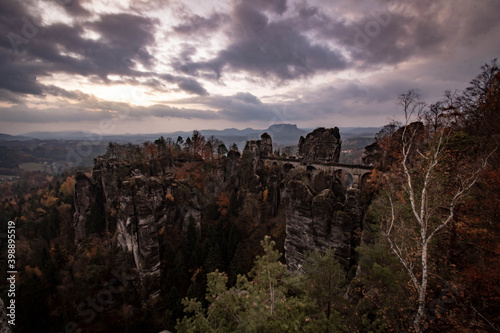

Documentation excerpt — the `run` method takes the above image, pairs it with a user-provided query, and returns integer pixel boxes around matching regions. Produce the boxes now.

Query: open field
[18,162,48,172]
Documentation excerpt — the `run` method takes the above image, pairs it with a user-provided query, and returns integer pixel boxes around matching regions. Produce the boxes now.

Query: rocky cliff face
[297,127,341,162]
[0,298,12,333]
[243,132,273,159]
[74,172,92,242]
[281,127,371,272]
[361,121,425,170]
[243,133,273,185]
[362,142,383,168]
[115,174,164,298]
[73,156,225,299]
[284,180,365,271]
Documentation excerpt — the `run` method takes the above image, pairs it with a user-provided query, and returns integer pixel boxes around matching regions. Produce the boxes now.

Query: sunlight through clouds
[0,0,498,134]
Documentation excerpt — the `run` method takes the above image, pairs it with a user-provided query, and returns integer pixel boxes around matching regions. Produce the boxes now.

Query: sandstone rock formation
[73,157,212,299]
[362,121,425,170]
[284,180,315,271]
[115,175,163,298]
[284,179,365,272]
[243,132,273,159]
[73,125,373,299]
[0,298,12,333]
[297,127,341,162]
[361,142,383,167]
[74,172,92,242]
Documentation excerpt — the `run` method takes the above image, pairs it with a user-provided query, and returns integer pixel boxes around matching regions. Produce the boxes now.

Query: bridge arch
[306,165,316,172]
[341,170,354,188]
[282,163,295,173]
[359,172,372,189]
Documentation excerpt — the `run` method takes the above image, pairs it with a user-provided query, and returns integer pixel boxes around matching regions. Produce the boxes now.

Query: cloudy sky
[0,0,499,135]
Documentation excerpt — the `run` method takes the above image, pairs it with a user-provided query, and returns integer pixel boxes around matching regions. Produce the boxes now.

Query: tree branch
[384,195,421,292]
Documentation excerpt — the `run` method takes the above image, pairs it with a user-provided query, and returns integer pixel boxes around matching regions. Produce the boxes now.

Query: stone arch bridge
[262,157,373,189]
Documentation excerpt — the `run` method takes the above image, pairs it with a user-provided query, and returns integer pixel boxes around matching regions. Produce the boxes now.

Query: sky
[0,0,499,135]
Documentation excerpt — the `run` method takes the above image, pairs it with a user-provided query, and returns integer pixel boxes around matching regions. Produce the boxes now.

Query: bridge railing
[261,157,373,170]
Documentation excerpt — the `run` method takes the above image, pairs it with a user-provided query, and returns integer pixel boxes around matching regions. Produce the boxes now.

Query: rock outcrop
[115,175,163,298]
[284,180,315,271]
[284,179,364,272]
[243,132,273,159]
[73,157,211,300]
[362,121,425,170]
[297,127,341,162]
[362,142,383,167]
[281,126,375,271]
[243,133,273,185]
[74,172,92,242]
[0,298,12,333]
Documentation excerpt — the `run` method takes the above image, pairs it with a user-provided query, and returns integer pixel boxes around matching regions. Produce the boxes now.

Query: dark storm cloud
[139,104,217,120]
[161,74,209,95]
[0,89,20,103]
[176,78,208,96]
[247,0,288,15]
[209,95,277,122]
[52,0,92,17]
[42,85,93,101]
[0,1,46,99]
[167,92,306,123]
[0,104,113,123]
[169,77,424,125]
[290,0,500,67]
[0,0,28,36]
[234,92,262,105]
[179,2,347,81]
[0,99,218,123]
[0,2,211,99]
[196,0,494,81]
[0,4,158,84]
[0,54,45,96]
[173,12,228,35]
[91,13,156,52]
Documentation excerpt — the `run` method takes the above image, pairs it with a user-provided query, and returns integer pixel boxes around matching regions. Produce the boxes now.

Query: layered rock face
[297,127,341,162]
[243,132,273,159]
[115,175,163,298]
[74,172,92,242]
[284,180,364,271]
[73,157,213,299]
[284,126,371,272]
[243,132,273,180]
[0,298,12,333]
[361,142,383,167]
[362,121,425,170]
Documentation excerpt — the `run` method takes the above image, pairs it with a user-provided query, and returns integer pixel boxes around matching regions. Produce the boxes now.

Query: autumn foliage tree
[373,61,499,332]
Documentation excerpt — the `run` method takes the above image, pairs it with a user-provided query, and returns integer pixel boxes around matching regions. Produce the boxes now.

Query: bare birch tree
[381,90,494,332]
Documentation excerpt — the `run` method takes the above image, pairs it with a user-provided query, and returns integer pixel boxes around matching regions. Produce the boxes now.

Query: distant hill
[0,133,33,141]
[263,124,307,142]
[338,127,380,139]
[18,124,379,147]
